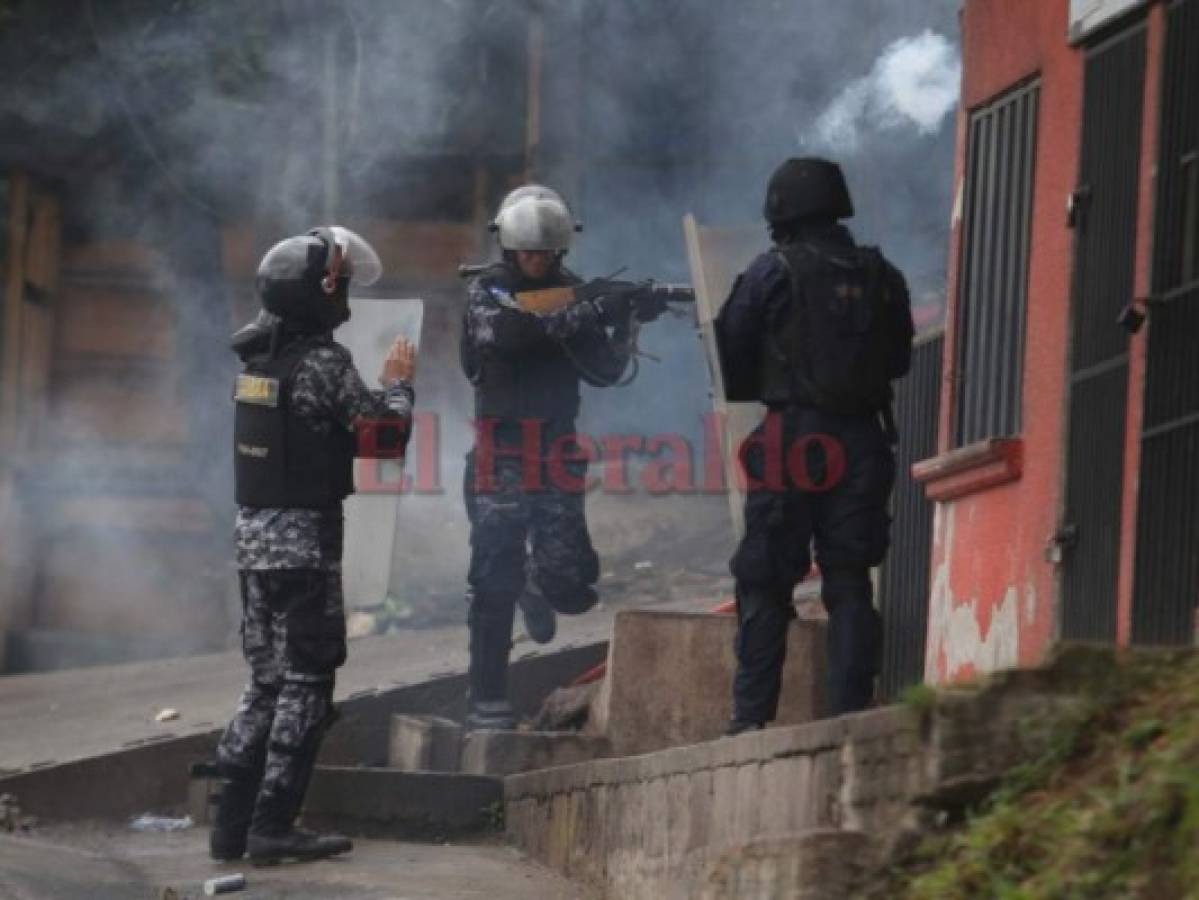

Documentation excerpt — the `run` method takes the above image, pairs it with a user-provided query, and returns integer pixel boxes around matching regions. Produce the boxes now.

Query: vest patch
[235,374,280,407]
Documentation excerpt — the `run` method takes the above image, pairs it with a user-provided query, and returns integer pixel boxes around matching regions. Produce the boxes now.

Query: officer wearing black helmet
[211,227,416,865]
[717,158,913,730]
[459,185,635,730]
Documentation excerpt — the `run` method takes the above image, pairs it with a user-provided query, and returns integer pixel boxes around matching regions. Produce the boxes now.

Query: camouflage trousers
[216,570,346,805]
[463,447,599,702]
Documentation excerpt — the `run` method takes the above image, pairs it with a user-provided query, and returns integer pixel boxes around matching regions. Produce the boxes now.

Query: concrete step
[388,714,464,772]
[303,766,503,840]
[461,729,611,777]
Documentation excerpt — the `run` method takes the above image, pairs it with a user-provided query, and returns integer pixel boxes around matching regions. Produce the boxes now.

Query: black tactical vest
[463,265,582,432]
[233,337,355,508]
[760,241,892,414]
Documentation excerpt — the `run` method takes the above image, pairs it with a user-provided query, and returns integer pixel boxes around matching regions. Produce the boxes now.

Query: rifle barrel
[651,283,696,301]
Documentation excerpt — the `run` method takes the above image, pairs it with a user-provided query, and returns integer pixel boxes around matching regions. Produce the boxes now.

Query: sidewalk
[0,824,593,900]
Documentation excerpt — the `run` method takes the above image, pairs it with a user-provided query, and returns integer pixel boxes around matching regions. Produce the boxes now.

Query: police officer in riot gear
[716,158,913,729]
[212,227,416,864]
[460,185,635,730]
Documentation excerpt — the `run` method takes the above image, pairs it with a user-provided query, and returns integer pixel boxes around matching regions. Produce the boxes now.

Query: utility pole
[524,6,544,182]
[322,21,341,221]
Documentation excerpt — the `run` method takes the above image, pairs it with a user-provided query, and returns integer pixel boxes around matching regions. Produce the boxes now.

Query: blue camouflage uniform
[460,261,629,708]
[218,338,413,822]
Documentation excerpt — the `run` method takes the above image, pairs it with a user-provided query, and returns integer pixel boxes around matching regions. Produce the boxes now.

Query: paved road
[0,824,593,899]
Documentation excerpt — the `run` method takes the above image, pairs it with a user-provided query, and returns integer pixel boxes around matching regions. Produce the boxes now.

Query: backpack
[765,241,894,413]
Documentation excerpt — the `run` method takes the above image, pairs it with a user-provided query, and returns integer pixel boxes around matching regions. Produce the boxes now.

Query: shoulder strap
[768,244,819,398]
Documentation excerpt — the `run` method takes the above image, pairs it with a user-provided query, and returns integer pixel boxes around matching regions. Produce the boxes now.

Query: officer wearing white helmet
[458,185,635,730]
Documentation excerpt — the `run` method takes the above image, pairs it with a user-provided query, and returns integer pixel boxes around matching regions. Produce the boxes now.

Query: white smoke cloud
[808,30,961,152]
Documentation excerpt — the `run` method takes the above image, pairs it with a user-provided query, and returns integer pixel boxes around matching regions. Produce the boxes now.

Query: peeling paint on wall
[926,504,1022,681]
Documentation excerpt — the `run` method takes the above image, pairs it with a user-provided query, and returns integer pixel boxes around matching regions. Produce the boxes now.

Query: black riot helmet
[254,226,382,332]
[764,157,855,226]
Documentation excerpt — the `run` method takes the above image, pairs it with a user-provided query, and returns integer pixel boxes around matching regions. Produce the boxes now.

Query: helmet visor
[329,226,383,287]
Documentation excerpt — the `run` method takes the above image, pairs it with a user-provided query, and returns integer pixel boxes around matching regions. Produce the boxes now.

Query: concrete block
[810,749,842,829]
[664,773,691,868]
[592,610,826,757]
[304,766,502,839]
[186,776,219,826]
[686,769,714,853]
[388,714,463,772]
[732,763,763,842]
[461,729,610,776]
[698,829,876,900]
[759,754,811,836]
[710,765,741,849]
[643,776,669,861]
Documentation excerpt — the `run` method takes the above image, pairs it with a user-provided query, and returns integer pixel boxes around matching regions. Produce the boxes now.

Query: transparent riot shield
[682,213,765,540]
[336,298,424,613]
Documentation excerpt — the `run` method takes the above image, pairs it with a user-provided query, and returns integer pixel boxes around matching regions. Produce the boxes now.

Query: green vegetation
[898,682,938,713]
[888,648,1199,899]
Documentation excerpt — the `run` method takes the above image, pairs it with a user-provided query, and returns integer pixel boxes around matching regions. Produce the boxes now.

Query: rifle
[458,263,694,322]
[573,278,695,323]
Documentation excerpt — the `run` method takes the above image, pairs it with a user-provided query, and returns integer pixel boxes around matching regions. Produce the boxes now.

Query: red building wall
[924,0,1162,681]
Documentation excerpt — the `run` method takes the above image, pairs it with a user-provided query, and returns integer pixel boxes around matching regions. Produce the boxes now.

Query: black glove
[633,291,669,323]
[590,292,634,327]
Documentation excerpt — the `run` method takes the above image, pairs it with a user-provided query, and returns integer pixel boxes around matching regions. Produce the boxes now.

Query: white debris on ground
[129,814,193,833]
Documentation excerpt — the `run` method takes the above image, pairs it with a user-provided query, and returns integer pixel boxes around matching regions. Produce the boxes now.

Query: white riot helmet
[491,184,579,253]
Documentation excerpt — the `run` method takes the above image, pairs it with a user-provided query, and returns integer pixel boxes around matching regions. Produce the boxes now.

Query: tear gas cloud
[810,31,962,153]
[0,0,960,660]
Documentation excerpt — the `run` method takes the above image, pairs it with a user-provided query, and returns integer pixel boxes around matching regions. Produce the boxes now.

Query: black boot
[247,692,349,866]
[247,825,353,865]
[466,590,517,729]
[247,788,352,866]
[515,584,556,645]
[466,698,517,731]
[209,763,262,862]
[823,569,883,717]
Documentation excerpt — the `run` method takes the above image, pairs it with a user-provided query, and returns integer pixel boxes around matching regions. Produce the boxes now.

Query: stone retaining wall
[507,708,919,899]
[506,667,1079,899]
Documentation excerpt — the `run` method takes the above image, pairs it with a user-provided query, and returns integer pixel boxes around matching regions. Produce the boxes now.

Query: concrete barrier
[389,714,464,772]
[590,610,826,757]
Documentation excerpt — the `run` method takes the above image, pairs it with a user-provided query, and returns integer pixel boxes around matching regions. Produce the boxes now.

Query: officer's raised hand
[381,337,416,386]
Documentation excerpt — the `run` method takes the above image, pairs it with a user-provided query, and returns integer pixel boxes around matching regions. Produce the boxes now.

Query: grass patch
[886,649,1199,900]
[899,683,938,714]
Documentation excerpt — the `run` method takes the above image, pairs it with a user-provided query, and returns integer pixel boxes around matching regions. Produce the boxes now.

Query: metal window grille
[1150,0,1199,296]
[954,81,1040,446]
[878,329,943,700]
[1132,0,1199,645]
